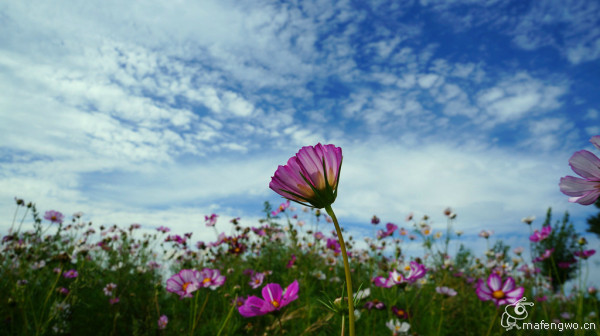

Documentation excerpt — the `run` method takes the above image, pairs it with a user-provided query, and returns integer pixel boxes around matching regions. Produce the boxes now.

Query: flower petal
[487,273,502,291]
[569,150,600,180]
[262,283,283,303]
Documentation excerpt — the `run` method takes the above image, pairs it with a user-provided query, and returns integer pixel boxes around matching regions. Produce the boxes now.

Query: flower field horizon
[1,197,599,335]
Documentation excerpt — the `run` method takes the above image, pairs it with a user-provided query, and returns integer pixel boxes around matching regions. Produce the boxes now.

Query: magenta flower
[44,210,64,224]
[286,254,296,268]
[326,238,341,253]
[109,297,120,305]
[271,200,290,216]
[533,248,555,262]
[269,143,342,209]
[574,249,596,259]
[238,280,299,317]
[371,215,380,225]
[63,269,78,279]
[559,136,600,205]
[166,269,200,299]
[476,273,524,306]
[372,275,395,288]
[157,226,171,233]
[158,315,168,330]
[529,225,551,242]
[377,222,398,239]
[205,214,218,227]
[364,299,386,310]
[405,261,427,283]
[197,268,226,290]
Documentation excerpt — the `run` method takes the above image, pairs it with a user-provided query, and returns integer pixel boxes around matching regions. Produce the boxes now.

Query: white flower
[386,319,410,335]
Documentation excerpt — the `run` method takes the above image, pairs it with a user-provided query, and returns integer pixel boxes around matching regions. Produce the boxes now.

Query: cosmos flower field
[2,140,600,335]
[1,199,598,336]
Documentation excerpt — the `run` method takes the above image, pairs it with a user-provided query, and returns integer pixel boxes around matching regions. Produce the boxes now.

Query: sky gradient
[1,0,599,284]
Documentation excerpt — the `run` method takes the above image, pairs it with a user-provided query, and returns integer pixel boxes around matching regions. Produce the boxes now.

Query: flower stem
[485,309,498,336]
[325,205,355,336]
[216,295,237,336]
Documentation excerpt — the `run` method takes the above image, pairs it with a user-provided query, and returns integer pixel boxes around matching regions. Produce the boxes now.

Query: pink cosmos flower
[249,272,265,289]
[271,200,290,216]
[109,297,120,305]
[103,283,117,296]
[326,238,341,253]
[157,226,170,233]
[476,273,524,306]
[205,214,218,227]
[478,230,493,239]
[533,248,554,263]
[238,280,299,317]
[63,269,78,278]
[377,222,398,239]
[166,269,200,299]
[286,254,296,268]
[158,315,168,330]
[364,299,386,310]
[372,275,395,288]
[197,268,226,290]
[44,210,64,224]
[269,144,342,209]
[371,215,380,225]
[559,136,600,205]
[436,286,457,297]
[574,249,596,259]
[529,225,552,242]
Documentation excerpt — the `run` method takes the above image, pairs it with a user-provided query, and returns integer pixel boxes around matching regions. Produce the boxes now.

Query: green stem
[192,292,210,334]
[485,309,498,336]
[216,295,237,336]
[325,205,355,336]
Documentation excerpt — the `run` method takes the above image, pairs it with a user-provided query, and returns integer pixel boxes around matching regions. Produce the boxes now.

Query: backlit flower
[269,144,342,209]
[238,280,299,317]
[559,136,600,205]
[529,225,551,242]
[166,269,200,299]
[158,315,168,330]
[197,268,226,290]
[574,249,596,259]
[476,273,524,306]
[205,214,218,227]
[44,210,64,224]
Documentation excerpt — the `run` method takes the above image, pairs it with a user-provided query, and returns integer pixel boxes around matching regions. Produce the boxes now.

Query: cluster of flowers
[373,261,427,288]
[166,268,226,299]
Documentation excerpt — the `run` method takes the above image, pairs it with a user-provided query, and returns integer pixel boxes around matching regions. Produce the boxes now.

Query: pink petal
[282,280,299,306]
[262,283,283,304]
[487,273,502,291]
[501,277,515,292]
[570,190,600,205]
[569,150,600,180]
[238,296,268,317]
[591,136,600,151]
[560,176,600,195]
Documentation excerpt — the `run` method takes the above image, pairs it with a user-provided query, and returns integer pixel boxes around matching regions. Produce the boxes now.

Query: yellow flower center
[271,300,280,308]
[492,290,505,299]
[202,277,211,284]
[182,282,190,292]
[404,266,411,271]
[395,326,401,331]
[255,279,260,284]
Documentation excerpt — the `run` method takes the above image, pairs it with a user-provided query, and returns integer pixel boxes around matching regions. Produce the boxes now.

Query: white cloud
[476,73,567,124]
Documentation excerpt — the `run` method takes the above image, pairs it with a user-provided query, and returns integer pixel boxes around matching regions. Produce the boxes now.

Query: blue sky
[1,0,599,284]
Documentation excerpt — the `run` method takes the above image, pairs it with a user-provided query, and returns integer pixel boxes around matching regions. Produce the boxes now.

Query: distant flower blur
[44,210,64,224]
[529,226,551,242]
[157,315,168,330]
[205,214,218,227]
